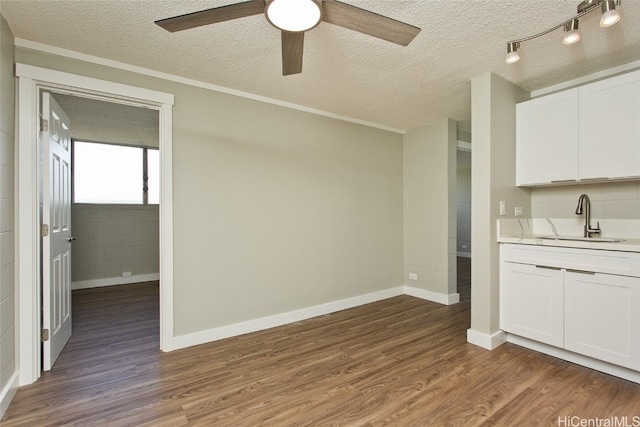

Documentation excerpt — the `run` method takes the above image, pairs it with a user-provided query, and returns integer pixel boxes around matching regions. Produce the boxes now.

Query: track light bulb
[563,19,581,44]
[600,0,620,27]
[506,42,520,64]
[506,51,520,64]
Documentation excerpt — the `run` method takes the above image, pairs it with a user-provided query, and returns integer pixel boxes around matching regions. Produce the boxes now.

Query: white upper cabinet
[579,71,640,180]
[516,69,640,186]
[516,89,579,186]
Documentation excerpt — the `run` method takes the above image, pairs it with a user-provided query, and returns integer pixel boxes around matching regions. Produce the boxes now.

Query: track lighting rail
[505,0,621,64]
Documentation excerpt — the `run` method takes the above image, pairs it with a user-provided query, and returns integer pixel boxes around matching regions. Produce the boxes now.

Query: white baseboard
[72,273,160,290]
[457,252,471,258]
[0,371,19,419]
[507,334,640,384]
[404,286,460,305]
[467,328,507,350]
[173,286,405,351]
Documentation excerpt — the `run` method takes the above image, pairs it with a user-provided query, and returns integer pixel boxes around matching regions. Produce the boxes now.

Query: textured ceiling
[54,94,159,147]
[2,0,640,132]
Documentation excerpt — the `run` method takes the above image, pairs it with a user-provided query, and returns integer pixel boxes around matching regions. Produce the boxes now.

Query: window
[73,141,159,204]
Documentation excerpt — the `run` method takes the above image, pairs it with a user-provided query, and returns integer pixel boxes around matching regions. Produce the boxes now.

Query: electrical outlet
[409,273,418,280]
[514,206,523,216]
[122,271,132,278]
[500,201,506,216]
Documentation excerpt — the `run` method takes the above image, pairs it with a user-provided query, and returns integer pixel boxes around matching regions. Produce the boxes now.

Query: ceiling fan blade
[282,31,304,76]
[155,0,265,32]
[322,0,420,46]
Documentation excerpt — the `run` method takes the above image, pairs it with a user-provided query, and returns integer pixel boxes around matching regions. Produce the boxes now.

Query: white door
[41,92,73,370]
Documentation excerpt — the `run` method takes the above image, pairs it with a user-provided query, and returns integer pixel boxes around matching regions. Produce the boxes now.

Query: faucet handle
[589,221,601,235]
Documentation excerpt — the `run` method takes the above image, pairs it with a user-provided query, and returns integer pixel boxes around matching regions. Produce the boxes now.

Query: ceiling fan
[155,0,421,76]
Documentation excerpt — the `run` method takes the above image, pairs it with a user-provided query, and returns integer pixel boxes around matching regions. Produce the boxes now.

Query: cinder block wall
[0,14,16,406]
[71,204,159,286]
[404,118,458,299]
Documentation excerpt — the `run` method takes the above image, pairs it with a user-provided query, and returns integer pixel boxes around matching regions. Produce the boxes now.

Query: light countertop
[497,219,640,253]
[498,234,640,252]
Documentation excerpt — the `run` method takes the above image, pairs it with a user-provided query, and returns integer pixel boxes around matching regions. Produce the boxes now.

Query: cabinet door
[565,271,640,370]
[501,262,564,347]
[579,70,640,180]
[516,89,579,186]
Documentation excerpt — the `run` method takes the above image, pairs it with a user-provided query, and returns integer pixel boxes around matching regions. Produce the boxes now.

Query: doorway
[40,92,162,370]
[16,64,175,385]
[456,141,472,259]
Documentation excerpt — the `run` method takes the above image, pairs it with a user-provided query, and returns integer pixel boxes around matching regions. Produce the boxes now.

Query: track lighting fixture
[600,0,620,27]
[506,42,521,64]
[563,19,581,44]
[506,0,621,64]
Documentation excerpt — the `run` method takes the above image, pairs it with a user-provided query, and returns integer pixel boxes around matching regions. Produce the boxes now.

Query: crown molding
[15,38,405,134]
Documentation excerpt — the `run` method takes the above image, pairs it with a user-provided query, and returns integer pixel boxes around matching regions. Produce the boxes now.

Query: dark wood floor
[3,257,640,426]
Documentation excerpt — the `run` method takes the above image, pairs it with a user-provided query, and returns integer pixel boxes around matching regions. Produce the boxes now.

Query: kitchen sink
[535,235,623,243]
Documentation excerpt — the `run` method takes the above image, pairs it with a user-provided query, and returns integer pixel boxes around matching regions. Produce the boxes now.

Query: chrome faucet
[575,194,601,238]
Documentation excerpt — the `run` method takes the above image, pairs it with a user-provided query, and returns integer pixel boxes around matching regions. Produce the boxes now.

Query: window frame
[71,139,159,205]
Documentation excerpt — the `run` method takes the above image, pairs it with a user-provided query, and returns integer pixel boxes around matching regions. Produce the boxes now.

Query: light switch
[500,201,506,216]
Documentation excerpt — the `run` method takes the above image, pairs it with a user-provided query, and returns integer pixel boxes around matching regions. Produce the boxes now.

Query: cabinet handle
[566,269,596,275]
[607,176,637,181]
[550,179,578,183]
[535,265,562,271]
[578,177,609,182]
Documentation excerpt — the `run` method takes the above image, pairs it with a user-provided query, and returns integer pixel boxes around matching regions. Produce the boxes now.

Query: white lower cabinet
[500,244,640,372]
[565,271,640,370]
[501,262,564,347]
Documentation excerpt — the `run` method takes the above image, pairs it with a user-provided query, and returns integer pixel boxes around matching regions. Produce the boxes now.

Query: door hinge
[41,224,49,237]
[40,118,49,132]
[42,329,50,342]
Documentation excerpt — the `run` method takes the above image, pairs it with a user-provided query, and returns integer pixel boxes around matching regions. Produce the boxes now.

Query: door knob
[67,236,77,242]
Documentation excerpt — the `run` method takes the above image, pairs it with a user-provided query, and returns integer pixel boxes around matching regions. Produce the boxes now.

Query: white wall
[404,118,458,301]
[469,72,530,349]
[71,204,159,288]
[15,47,405,339]
[0,13,16,416]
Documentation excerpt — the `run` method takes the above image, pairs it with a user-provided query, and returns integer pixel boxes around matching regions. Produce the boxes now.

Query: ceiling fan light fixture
[563,19,581,44]
[266,0,322,32]
[600,0,620,27]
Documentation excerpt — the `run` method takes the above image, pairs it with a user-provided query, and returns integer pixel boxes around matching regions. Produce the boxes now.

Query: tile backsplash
[531,181,640,220]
